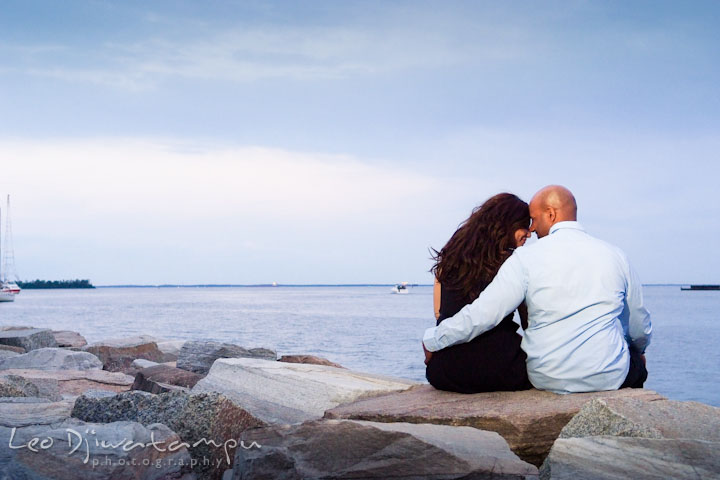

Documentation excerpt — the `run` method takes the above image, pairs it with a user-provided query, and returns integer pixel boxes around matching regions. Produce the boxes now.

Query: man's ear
[547,207,556,223]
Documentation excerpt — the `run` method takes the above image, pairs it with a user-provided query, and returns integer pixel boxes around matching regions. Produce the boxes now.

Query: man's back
[422,219,652,394]
[518,222,638,392]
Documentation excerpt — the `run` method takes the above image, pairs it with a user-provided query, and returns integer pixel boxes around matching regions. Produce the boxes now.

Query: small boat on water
[681,285,720,291]
[0,195,20,302]
[391,282,410,294]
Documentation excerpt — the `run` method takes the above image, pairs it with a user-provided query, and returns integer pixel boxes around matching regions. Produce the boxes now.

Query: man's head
[528,185,577,238]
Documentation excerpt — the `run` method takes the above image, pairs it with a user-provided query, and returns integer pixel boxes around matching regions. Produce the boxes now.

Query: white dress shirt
[423,221,652,394]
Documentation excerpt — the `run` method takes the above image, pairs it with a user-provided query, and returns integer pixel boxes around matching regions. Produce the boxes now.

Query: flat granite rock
[72,390,265,480]
[324,384,665,466]
[540,436,719,480]
[84,335,167,373]
[0,328,58,352]
[0,348,103,371]
[540,397,720,479]
[193,358,418,425]
[177,340,277,375]
[0,397,75,427]
[132,364,205,394]
[0,420,196,479]
[231,419,538,479]
[51,330,88,348]
[0,368,133,397]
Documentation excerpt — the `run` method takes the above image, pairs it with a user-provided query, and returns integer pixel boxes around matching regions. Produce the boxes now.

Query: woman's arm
[433,278,441,320]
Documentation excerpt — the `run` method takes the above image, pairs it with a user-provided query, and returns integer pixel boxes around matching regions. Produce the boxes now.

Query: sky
[0,0,719,285]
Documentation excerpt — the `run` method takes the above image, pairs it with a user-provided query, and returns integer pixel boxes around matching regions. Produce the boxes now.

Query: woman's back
[425,192,533,393]
[426,282,530,393]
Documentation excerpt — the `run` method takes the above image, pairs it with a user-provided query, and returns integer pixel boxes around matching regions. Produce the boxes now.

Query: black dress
[425,281,532,393]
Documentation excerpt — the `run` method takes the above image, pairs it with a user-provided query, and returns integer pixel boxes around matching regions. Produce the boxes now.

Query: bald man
[423,185,652,393]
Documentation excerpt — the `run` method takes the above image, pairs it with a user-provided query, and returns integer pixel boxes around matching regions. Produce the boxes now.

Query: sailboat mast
[2,195,16,283]
[0,204,3,283]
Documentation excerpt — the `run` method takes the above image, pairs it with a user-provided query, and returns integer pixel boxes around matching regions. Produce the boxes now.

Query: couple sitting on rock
[423,185,652,394]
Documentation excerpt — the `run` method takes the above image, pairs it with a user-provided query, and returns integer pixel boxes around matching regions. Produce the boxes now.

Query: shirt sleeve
[619,256,653,354]
[423,252,527,352]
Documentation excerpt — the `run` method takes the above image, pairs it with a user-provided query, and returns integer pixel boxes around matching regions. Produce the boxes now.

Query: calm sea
[1,285,718,406]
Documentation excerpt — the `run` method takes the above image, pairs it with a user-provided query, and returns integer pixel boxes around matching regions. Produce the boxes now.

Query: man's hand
[423,342,433,365]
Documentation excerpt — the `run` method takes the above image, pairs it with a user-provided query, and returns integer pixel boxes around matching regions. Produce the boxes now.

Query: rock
[0,368,133,397]
[72,390,265,480]
[230,419,538,479]
[540,397,720,479]
[0,344,25,354]
[0,348,103,371]
[84,335,166,373]
[51,330,88,348]
[132,358,160,369]
[0,350,19,360]
[0,328,57,351]
[324,384,665,467]
[0,397,74,427]
[177,341,277,374]
[0,373,64,401]
[0,420,196,479]
[278,354,345,368]
[193,358,418,424]
[1,374,41,398]
[558,397,720,442]
[132,364,205,394]
[157,339,186,357]
[540,436,719,480]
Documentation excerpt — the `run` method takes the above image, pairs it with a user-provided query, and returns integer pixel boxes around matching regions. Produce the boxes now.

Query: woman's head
[431,193,530,300]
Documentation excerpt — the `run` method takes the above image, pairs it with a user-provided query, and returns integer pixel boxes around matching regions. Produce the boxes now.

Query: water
[1,285,718,406]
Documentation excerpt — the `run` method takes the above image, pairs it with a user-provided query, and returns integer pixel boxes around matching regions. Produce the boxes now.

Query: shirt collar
[549,221,585,235]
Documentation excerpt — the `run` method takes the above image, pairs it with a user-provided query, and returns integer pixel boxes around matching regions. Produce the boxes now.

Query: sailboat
[0,195,20,302]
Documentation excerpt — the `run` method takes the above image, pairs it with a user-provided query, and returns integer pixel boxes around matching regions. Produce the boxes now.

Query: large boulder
[230,419,539,479]
[0,328,57,351]
[84,335,166,373]
[0,348,103,371]
[324,384,665,466]
[0,420,196,479]
[0,368,133,397]
[72,390,265,480]
[177,341,277,374]
[278,354,344,369]
[540,398,720,479]
[557,397,720,441]
[132,364,205,394]
[192,358,418,424]
[0,397,75,427]
[51,330,88,348]
[540,436,718,480]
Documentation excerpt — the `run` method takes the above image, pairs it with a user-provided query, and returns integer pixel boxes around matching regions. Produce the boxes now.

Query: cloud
[0,9,543,90]
[0,138,454,233]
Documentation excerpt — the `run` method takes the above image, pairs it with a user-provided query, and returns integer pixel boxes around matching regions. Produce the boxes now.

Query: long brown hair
[431,193,530,301]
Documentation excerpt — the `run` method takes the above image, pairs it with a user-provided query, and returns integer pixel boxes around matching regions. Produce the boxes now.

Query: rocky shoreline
[1,326,718,479]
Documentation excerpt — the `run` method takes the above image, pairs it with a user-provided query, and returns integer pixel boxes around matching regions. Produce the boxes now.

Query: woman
[426,193,532,393]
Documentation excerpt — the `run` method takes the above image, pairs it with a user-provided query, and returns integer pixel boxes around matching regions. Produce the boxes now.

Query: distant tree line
[17,279,95,289]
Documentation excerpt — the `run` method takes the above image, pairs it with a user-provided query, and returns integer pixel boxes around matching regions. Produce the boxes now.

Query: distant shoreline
[96,284,432,288]
[91,283,685,288]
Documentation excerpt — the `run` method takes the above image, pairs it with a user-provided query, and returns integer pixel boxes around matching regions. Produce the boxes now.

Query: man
[422,185,652,393]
